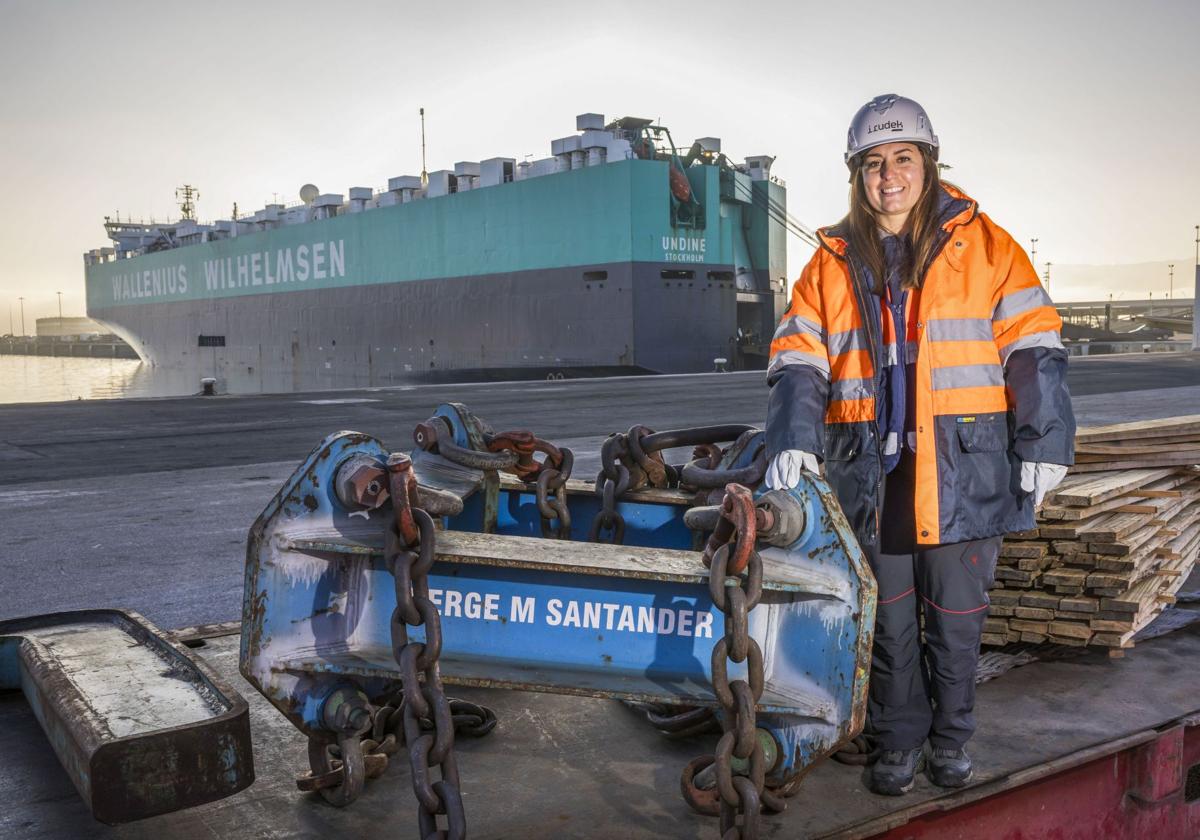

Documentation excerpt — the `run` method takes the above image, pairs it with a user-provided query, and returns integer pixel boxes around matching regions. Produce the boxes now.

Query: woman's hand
[1019,461,1069,508]
[765,450,821,490]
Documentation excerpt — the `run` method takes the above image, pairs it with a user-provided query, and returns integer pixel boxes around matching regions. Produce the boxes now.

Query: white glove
[765,450,820,490]
[1020,461,1068,507]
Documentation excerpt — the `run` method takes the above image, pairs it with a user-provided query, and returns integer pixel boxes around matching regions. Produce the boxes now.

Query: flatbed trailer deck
[3,615,1198,838]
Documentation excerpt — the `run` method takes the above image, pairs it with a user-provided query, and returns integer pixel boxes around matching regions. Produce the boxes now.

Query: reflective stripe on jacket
[766,185,1075,547]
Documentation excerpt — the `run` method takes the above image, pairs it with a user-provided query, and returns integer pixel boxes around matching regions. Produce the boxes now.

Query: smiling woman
[764,92,1077,799]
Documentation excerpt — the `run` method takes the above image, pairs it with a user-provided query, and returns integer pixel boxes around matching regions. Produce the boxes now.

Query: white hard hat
[845,93,939,165]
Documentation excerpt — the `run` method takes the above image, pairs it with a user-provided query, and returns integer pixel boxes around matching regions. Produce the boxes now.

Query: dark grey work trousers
[865,451,1001,751]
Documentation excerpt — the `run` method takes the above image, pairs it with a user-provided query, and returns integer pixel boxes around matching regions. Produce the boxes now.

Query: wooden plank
[1057,596,1100,614]
[983,617,1009,634]
[1075,415,1200,444]
[1009,619,1050,633]
[1000,542,1048,559]
[1014,606,1055,621]
[995,567,1036,583]
[1041,493,1148,522]
[1051,585,1087,596]
[1042,568,1089,587]
[1048,635,1091,647]
[1070,456,1200,473]
[1091,631,1135,647]
[1076,442,1200,456]
[1089,523,1162,556]
[988,590,1022,607]
[1048,468,1178,506]
[1073,511,1156,542]
[1016,556,1050,571]
[1019,592,1061,610]
[1047,620,1093,640]
[980,632,1008,647]
[1040,473,1196,520]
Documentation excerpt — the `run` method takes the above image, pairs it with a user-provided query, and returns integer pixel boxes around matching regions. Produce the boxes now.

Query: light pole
[1044,262,1052,294]
[18,296,24,337]
[57,291,63,320]
[1031,238,1038,274]
[1168,264,1174,301]
[1193,226,1200,351]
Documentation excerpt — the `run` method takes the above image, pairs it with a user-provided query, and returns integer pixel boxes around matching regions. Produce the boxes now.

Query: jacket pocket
[824,427,863,462]
[956,420,1007,454]
[946,417,1015,535]
[822,424,879,545]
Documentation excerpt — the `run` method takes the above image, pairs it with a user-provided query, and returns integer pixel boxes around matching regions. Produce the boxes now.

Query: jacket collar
[817,184,977,259]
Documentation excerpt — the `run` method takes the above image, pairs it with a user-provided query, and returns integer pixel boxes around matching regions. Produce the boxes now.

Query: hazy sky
[1,0,1198,328]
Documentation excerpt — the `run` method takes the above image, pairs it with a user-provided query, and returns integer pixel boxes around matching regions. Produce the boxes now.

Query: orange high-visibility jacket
[765,185,1075,546]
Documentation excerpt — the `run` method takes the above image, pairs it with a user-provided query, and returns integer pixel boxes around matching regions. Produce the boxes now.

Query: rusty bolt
[321,686,372,734]
[413,420,440,451]
[335,454,390,510]
[347,706,372,731]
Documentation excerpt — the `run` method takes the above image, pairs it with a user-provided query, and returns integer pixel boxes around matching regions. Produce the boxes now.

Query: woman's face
[860,143,925,232]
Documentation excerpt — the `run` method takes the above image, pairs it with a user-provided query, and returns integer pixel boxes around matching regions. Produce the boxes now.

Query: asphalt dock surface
[1,352,1198,629]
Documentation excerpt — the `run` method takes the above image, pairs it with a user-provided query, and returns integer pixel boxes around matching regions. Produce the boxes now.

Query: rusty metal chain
[680,430,768,497]
[590,432,633,543]
[486,431,575,539]
[297,696,497,800]
[699,483,766,839]
[414,415,574,539]
[591,425,758,544]
[385,451,467,840]
[625,701,720,739]
[534,447,574,539]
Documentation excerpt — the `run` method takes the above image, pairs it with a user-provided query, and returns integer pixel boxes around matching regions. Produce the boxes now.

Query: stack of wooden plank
[983,416,1200,652]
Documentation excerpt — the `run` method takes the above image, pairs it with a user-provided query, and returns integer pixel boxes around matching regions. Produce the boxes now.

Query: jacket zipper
[845,255,885,545]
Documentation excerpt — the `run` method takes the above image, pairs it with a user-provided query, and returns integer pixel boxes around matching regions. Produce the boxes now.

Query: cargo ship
[83,113,797,391]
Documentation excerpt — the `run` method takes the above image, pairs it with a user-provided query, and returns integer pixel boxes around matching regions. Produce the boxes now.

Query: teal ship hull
[85,158,787,391]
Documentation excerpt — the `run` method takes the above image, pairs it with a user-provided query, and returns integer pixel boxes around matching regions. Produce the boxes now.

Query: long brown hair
[843,145,951,292]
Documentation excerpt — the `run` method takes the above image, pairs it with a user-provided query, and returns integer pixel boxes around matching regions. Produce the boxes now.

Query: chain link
[386,451,468,840]
[698,483,765,840]
[486,432,575,539]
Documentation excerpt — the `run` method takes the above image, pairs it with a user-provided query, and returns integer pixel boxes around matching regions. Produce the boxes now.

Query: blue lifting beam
[240,403,875,826]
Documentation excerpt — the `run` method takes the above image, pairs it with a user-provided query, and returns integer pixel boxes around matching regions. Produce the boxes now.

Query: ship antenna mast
[420,107,428,188]
[176,184,200,221]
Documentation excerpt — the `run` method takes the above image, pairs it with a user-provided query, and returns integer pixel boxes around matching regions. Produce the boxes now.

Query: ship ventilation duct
[480,158,515,187]
[744,155,775,182]
[454,162,480,192]
[576,113,604,130]
[347,187,373,213]
[426,171,457,198]
[312,194,344,220]
[388,176,422,204]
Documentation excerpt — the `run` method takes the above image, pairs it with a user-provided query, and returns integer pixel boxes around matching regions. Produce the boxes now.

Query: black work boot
[866,747,924,795]
[927,746,972,788]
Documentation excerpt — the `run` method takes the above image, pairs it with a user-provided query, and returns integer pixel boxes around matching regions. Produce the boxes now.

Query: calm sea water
[0,356,192,404]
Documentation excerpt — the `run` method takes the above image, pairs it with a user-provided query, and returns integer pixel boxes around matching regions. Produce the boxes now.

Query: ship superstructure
[84,113,796,390]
